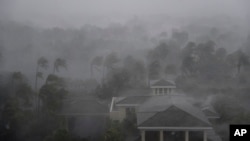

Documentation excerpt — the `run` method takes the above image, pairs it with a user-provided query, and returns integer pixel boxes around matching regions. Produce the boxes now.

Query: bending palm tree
[35,57,48,113]
[53,58,67,74]
[35,57,48,91]
[90,56,103,79]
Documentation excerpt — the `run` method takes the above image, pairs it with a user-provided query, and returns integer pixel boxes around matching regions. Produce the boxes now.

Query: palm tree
[237,50,249,74]
[35,57,48,91]
[103,52,119,84]
[35,57,48,113]
[53,58,67,74]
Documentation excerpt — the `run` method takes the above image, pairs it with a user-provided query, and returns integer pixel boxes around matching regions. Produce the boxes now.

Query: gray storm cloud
[1,0,249,28]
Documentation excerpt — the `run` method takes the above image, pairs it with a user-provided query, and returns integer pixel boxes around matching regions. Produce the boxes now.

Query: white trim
[138,127,212,130]
[110,97,115,112]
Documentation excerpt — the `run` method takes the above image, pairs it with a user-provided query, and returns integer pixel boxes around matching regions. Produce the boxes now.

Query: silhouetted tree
[90,56,103,78]
[53,58,67,74]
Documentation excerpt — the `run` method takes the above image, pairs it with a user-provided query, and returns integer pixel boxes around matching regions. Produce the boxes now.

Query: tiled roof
[151,79,175,87]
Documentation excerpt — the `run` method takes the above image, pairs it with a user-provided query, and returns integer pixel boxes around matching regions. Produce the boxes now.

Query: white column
[203,131,207,141]
[162,88,165,95]
[185,131,189,141]
[160,130,164,141]
[141,130,145,141]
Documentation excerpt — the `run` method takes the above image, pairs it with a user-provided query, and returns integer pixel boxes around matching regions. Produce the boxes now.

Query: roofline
[116,104,139,107]
[138,127,213,131]
[57,113,109,116]
[151,86,176,88]
[207,116,220,119]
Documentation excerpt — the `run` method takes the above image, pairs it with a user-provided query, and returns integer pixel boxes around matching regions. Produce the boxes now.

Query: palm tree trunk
[90,64,93,79]
[35,65,39,113]
[102,65,105,87]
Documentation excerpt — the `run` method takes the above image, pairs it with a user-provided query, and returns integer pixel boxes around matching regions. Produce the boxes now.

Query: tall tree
[35,57,48,91]
[53,58,67,74]
[237,50,249,74]
[35,57,48,113]
[103,52,119,84]
[90,56,103,78]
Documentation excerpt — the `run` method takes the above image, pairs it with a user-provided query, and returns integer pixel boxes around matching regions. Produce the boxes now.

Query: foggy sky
[1,0,250,28]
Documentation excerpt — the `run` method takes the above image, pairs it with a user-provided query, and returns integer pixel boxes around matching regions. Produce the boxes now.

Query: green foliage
[148,60,161,80]
[165,64,177,75]
[96,68,131,99]
[181,41,230,81]
[123,55,146,85]
[103,121,124,141]
[39,75,67,113]
[104,52,119,70]
[147,42,169,62]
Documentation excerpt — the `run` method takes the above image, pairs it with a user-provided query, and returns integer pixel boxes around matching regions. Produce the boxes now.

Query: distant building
[110,79,221,141]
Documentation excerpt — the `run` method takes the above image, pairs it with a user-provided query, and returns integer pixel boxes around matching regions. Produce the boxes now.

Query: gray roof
[151,79,175,87]
[61,98,108,116]
[137,95,211,127]
[116,96,151,105]
[139,105,211,127]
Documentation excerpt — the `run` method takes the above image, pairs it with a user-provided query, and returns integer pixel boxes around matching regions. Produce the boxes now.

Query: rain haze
[1,1,250,141]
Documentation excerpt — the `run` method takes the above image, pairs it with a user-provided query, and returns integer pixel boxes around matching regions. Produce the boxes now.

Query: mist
[1,1,250,141]
[1,0,249,28]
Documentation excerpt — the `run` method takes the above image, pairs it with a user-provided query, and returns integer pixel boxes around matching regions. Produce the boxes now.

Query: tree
[35,57,49,91]
[123,56,146,86]
[104,121,124,141]
[148,60,161,80]
[103,52,119,84]
[35,57,48,113]
[39,74,67,113]
[146,42,169,62]
[53,58,67,74]
[104,52,119,70]
[237,50,249,74]
[165,64,177,76]
[90,56,103,78]
[12,72,25,85]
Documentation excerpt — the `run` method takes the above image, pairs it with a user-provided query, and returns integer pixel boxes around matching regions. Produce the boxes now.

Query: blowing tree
[53,58,67,74]
[35,57,49,91]
[90,56,103,79]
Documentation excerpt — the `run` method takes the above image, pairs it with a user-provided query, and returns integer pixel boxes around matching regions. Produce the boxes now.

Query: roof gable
[139,106,211,127]
[151,79,175,87]
[137,95,210,125]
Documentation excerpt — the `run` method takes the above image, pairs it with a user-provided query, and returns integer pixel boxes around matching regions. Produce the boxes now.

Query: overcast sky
[1,0,250,28]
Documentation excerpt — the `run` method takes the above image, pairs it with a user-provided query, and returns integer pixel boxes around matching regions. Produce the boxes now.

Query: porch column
[160,130,164,141]
[141,130,145,141]
[203,131,207,141]
[185,131,189,141]
[162,88,165,95]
